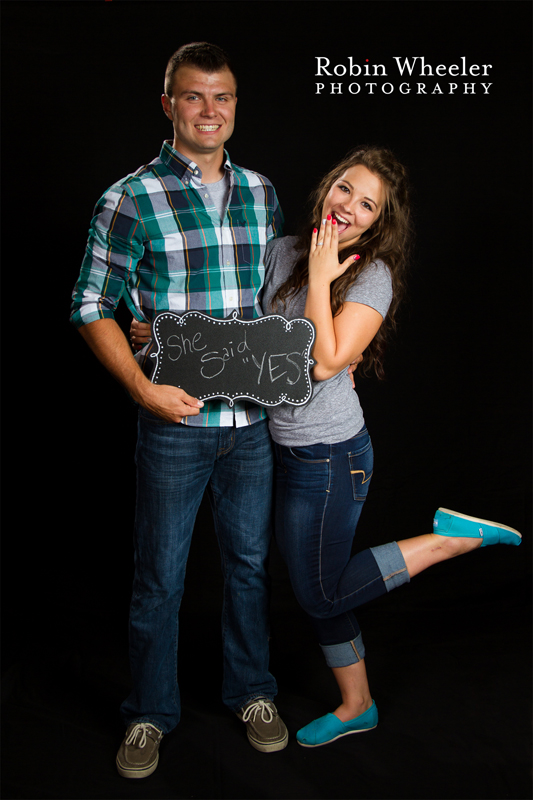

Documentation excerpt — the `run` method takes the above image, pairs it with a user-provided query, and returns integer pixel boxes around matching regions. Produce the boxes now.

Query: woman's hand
[130,318,152,351]
[347,354,364,387]
[304,217,382,382]
[309,216,359,286]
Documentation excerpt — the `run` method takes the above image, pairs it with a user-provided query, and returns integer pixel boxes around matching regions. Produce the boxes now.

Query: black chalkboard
[149,310,315,407]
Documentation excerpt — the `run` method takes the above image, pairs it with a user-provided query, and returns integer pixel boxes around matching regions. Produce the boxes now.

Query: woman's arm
[304,217,383,381]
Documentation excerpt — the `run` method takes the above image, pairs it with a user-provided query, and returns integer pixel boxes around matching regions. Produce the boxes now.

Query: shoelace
[125,722,157,749]
[242,699,275,723]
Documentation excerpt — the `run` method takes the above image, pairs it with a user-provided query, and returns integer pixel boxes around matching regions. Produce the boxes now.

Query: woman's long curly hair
[271,146,413,379]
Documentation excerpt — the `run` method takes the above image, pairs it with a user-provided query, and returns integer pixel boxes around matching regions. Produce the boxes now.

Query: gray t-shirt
[205,172,230,222]
[262,236,393,446]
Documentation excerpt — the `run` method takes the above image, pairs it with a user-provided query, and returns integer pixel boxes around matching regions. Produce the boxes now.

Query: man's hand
[140,382,204,424]
[347,354,364,388]
[79,318,204,422]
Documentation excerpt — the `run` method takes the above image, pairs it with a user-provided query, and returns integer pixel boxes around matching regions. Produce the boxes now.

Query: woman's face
[321,164,384,249]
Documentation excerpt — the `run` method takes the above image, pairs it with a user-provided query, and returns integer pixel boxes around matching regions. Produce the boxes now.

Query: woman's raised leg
[397,508,522,578]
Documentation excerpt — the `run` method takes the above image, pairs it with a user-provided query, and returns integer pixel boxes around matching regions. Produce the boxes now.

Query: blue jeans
[274,427,409,668]
[120,413,277,733]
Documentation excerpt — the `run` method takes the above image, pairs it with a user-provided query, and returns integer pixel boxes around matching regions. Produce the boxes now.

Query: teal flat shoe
[433,508,522,547]
[296,701,378,748]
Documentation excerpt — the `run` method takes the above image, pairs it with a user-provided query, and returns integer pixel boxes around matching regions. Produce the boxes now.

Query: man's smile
[195,124,222,131]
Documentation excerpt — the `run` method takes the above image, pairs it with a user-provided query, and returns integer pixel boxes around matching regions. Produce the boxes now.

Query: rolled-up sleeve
[70,185,145,329]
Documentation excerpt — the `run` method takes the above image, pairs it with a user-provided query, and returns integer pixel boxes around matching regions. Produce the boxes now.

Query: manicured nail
[327,214,332,221]
[313,228,317,233]
[353,254,361,260]
[332,219,336,225]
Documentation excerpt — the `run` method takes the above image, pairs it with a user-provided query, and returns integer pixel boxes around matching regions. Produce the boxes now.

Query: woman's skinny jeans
[273,426,410,668]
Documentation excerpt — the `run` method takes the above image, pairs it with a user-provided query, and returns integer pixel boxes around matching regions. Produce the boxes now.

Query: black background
[2,2,531,798]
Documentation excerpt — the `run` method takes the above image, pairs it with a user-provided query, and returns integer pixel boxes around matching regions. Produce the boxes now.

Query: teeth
[334,212,350,225]
[196,125,220,131]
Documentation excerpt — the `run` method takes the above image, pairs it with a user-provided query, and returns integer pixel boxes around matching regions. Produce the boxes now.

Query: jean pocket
[288,445,330,464]
[347,441,373,500]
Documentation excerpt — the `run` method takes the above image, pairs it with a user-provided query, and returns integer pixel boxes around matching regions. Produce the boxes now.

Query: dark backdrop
[2,2,531,799]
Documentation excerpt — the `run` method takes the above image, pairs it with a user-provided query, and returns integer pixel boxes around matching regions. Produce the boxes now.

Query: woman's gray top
[262,236,393,447]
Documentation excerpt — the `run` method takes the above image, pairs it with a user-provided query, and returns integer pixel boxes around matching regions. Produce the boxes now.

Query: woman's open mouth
[332,211,350,234]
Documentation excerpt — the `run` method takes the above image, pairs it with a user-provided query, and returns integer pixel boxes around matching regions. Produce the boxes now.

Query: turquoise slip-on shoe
[296,701,378,747]
[433,508,522,547]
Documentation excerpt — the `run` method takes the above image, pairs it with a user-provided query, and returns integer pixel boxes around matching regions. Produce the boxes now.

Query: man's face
[162,66,237,161]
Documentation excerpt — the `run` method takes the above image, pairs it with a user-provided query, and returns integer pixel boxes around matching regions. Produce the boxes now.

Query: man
[71,42,287,779]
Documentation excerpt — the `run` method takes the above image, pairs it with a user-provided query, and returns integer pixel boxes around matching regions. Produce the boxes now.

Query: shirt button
[205,194,209,198]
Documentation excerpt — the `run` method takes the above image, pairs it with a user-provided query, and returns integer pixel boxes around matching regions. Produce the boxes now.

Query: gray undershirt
[204,173,230,222]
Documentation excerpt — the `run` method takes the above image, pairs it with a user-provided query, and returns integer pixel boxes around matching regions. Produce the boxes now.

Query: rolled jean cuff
[320,632,366,668]
[370,541,410,592]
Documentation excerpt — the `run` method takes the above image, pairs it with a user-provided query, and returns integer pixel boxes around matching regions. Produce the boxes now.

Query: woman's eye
[362,201,372,210]
[339,185,350,194]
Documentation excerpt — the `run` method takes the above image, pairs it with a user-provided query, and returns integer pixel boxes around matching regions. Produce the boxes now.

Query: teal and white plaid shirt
[71,141,284,427]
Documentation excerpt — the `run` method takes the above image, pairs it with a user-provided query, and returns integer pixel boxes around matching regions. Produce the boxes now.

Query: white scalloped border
[150,310,315,407]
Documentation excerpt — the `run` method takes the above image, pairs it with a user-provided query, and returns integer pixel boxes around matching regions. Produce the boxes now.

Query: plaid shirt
[71,141,284,427]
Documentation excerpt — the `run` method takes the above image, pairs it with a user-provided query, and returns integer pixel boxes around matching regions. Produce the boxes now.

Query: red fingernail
[327,214,331,221]
[332,219,336,225]
[353,254,360,260]
[313,228,317,233]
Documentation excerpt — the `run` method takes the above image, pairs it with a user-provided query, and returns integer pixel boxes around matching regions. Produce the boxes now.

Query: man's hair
[164,42,237,97]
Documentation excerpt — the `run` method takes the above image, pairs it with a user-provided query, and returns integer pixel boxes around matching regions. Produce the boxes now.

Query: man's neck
[172,140,225,184]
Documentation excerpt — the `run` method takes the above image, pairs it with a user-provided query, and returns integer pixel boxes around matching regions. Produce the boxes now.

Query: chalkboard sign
[150,310,316,407]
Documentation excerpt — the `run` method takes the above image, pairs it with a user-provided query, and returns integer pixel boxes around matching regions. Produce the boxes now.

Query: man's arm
[79,318,203,423]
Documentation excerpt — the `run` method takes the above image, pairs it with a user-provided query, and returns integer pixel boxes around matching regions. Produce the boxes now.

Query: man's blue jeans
[120,412,277,734]
[274,427,409,668]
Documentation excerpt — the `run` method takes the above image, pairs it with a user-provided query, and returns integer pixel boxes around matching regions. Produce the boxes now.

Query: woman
[130,146,522,748]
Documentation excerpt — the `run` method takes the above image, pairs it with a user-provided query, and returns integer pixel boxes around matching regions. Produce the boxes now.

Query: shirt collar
[160,140,233,184]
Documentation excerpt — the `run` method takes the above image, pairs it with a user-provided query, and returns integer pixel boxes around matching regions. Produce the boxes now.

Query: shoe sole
[247,730,289,752]
[438,508,522,540]
[116,753,159,779]
[297,723,377,748]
